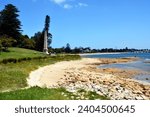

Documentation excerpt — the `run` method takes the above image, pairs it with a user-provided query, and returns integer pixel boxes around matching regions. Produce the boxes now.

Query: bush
[26,57,32,60]
[1,55,80,64]
[1,56,50,64]
[0,42,2,52]
[0,35,16,51]
[2,58,17,64]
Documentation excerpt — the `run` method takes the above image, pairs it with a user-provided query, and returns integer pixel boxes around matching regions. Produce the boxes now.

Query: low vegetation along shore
[0,48,107,100]
[0,48,150,100]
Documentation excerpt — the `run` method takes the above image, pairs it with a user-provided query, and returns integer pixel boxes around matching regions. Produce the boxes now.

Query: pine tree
[0,4,22,46]
[44,15,52,46]
[45,15,50,31]
[32,15,52,51]
[65,43,71,53]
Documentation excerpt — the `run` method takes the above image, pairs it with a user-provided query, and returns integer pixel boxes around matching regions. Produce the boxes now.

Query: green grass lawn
[0,47,44,62]
[0,48,81,91]
[0,87,109,100]
[0,55,81,92]
[0,48,108,100]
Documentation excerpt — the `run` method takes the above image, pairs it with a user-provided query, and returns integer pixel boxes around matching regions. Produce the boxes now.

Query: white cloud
[78,2,88,7]
[50,0,88,9]
[63,4,73,9]
[51,0,66,5]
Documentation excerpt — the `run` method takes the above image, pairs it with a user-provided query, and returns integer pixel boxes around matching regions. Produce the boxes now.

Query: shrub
[26,57,32,60]
[2,58,17,64]
[1,56,50,64]
[0,35,16,51]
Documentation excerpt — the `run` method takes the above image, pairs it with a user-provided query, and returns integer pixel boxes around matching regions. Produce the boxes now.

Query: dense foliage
[0,4,22,46]
[31,15,52,52]
[0,4,52,52]
[0,35,16,51]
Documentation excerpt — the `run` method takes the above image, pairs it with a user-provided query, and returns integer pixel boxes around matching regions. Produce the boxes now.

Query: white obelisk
[43,30,49,54]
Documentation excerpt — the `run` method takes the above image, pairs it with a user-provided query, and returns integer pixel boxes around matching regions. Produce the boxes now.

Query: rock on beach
[27,58,150,100]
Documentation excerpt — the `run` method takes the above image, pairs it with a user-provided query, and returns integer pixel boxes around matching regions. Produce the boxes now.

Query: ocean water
[82,52,150,59]
[82,53,150,84]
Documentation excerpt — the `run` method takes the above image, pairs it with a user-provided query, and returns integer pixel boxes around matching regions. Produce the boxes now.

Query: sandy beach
[27,57,150,100]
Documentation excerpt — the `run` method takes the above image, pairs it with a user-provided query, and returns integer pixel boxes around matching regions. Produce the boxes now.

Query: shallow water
[83,53,150,84]
[135,74,150,83]
[100,60,150,72]
[99,61,150,84]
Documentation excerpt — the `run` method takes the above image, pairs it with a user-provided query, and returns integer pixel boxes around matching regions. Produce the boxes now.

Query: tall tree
[45,15,50,31]
[0,4,22,46]
[44,15,52,46]
[32,15,52,51]
[65,43,71,53]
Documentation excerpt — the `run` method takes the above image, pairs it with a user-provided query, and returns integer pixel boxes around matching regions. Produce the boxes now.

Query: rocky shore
[28,58,150,100]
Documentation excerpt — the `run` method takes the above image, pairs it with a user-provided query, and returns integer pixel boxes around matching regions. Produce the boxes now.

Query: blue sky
[1,0,150,49]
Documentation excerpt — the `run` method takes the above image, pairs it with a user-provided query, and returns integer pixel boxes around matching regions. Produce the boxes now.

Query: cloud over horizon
[30,0,88,9]
[50,0,88,9]
[63,4,73,9]
[51,0,66,5]
[78,2,88,7]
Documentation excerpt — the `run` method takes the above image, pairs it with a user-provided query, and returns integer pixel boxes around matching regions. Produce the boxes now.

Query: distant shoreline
[79,52,126,56]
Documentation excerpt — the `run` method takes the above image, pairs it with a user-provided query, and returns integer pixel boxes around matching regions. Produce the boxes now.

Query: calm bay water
[82,53,150,84]
[82,52,150,59]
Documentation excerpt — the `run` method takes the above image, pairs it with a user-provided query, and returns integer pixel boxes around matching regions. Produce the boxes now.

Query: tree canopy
[32,15,52,52]
[0,4,52,52]
[65,43,71,53]
[0,4,22,45]
[45,15,50,31]
[45,15,52,47]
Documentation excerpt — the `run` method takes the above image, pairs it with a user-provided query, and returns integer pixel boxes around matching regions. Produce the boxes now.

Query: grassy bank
[0,55,80,91]
[0,48,81,92]
[0,47,45,62]
[0,87,109,100]
[0,47,108,100]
